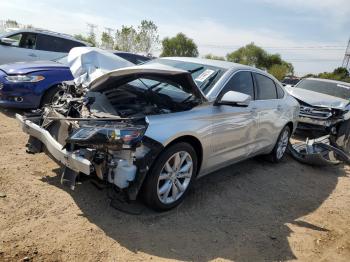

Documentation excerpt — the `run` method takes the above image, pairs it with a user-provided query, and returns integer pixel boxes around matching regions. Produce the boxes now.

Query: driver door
[207,71,259,171]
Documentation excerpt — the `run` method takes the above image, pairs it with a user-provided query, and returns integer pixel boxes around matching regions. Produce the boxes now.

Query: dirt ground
[0,108,350,262]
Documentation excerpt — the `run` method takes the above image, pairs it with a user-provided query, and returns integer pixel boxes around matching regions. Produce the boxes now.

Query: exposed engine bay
[23,74,201,201]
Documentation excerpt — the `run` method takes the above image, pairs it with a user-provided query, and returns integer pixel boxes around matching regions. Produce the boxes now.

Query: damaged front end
[17,101,163,200]
[296,100,350,137]
[17,65,203,201]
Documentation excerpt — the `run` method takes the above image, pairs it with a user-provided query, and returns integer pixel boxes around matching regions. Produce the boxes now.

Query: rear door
[252,72,282,150]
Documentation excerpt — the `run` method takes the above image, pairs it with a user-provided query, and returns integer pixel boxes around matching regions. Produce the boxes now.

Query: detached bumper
[16,113,91,175]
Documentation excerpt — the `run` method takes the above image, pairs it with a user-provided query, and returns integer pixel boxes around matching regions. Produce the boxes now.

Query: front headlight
[66,126,145,147]
[5,75,45,83]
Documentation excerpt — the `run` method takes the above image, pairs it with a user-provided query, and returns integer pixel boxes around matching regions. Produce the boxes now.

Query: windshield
[53,55,68,65]
[126,77,194,103]
[296,79,350,100]
[146,59,226,94]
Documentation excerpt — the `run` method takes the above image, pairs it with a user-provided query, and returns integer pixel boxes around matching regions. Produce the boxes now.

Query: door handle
[277,105,283,111]
[29,53,37,57]
[250,107,257,113]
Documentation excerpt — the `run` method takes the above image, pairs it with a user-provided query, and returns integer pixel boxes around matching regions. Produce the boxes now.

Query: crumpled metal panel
[67,47,134,87]
[289,135,350,166]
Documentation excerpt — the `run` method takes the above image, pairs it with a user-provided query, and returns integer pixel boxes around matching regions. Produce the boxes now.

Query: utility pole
[86,23,97,46]
[342,38,350,71]
[104,27,114,49]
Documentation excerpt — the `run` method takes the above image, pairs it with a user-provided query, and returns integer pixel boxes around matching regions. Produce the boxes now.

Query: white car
[0,29,88,65]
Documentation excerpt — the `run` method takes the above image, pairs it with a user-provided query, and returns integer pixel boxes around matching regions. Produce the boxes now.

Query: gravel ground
[0,108,350,262]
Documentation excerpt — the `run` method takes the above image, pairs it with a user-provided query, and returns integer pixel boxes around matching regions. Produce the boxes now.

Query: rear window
[296,79,350,100]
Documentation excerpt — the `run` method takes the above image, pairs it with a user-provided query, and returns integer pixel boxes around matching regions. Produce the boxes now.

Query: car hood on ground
[0,61,68,75]
[89,62,207,102]
[286,86,349,110]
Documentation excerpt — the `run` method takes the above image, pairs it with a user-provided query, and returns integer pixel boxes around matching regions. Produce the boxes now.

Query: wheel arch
[286,121,294,133]
[39,82,63,107]
[164,135,203,176]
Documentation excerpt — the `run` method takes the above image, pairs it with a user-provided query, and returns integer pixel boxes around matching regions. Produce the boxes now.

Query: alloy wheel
[157,151,193,204]
[276,129,289,159]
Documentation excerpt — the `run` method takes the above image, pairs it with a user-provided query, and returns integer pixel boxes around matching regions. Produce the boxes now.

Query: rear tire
[142,142,198,211]
[267,125,291,163]
[40,85,64,107]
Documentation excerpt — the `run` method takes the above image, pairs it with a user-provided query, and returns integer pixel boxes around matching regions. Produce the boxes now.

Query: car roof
[1,28,88,46]
[305,77,350,87]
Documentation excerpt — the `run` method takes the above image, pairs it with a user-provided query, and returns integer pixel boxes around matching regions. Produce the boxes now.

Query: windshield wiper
[188,66,204,74]
[200,71,219,92]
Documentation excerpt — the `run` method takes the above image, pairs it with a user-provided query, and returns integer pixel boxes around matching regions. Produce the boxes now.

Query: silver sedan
[17,57,300,211]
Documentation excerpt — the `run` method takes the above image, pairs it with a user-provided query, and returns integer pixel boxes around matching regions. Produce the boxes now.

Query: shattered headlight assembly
[5,75,45,83]
[66,126,146,147]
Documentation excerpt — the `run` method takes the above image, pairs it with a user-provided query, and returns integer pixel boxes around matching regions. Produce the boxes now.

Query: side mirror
[0,37,18,46]
[216,90,252,107]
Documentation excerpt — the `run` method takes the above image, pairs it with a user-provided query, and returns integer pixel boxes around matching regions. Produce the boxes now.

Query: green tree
[268,64,291,81]
[137,20,159,54]
[204,54,225,61]
[73,34,96,47]
[226,43,267,68]
[160,33,198,57]
[114,26,138,52]
[101,31,114,49]
[317,67,350,82]
[5,19,19,28]
[86,32,97,47]
[226,43,294,79]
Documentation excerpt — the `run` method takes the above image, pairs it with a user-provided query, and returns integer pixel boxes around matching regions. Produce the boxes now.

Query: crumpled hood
[89,62,207,101]
[68,47,134,87]
[0,60,68,75]
[286,86,350,110]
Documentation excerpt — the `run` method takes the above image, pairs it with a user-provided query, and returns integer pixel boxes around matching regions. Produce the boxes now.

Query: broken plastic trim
[289,135,350,166]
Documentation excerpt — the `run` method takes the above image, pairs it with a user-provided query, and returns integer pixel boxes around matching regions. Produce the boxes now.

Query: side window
[220,71,255,99]
[255,73,277,100]
[36,34,56,52]
[276,83,285,99]
[18,33,37,49]
[64,39,85,52]
[36,35,84,53]
[5,33,23,47]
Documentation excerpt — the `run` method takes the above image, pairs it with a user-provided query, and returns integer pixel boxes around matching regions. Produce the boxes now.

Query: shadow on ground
[0,108,28,118]
[42,156,347,261]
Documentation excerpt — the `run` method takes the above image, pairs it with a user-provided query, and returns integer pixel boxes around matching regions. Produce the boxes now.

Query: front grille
[299,105,332,119]
[0,82,3,90]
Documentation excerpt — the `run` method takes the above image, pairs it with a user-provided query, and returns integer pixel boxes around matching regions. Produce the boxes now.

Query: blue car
[0,52,150,109]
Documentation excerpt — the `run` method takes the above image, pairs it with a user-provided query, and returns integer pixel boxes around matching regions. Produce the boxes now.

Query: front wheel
[41,85,65,107]
[142,142,198,211]
[268,125,291,163]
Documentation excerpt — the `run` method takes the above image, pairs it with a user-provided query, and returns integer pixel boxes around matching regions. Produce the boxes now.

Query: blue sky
[0,0,349,75]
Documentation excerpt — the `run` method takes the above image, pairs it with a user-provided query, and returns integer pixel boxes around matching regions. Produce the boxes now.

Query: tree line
[2,19,348,82]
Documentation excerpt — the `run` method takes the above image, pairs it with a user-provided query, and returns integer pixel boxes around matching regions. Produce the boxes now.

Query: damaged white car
[17,57,299,211]
[287,78,350,137]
